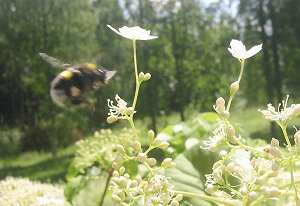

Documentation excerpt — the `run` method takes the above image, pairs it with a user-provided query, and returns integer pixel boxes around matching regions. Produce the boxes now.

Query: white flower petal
[245,44,263,59]
[107,25,158,40]
[228,39,262,60]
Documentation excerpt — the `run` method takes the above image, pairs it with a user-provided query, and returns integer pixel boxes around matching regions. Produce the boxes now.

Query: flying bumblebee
[39,53,117,108]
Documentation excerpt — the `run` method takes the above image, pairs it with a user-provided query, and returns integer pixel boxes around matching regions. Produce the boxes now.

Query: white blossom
[202,121,226,151]
[259,95,300,124]
[228,39,262,60]
[107,94,134,118]
[107,25,158,40]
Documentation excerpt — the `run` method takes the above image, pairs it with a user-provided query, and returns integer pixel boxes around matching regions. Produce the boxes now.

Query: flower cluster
[0,177,69,206]
[110,130,182,206]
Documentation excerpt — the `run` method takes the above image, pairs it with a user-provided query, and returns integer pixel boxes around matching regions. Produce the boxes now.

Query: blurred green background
[0,0,300,183]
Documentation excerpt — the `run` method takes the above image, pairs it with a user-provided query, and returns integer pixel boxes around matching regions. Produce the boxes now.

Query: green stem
[226,59,244,112]
[279,124,292,147]
[289,156,299,203]
[173,190,241,206]
[128,117,139,140]
[132,39,140,110]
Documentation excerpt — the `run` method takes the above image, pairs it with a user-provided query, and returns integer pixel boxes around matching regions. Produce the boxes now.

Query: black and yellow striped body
[50,63,116,107]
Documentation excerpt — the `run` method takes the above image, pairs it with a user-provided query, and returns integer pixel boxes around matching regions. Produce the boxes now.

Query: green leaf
[165,145,218,206]
[64,175,89,203]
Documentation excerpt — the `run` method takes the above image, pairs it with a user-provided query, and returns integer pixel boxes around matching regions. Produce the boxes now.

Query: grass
[0,147,75,183]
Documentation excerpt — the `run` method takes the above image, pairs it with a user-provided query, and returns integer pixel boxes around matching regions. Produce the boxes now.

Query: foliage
[0,127,23,156]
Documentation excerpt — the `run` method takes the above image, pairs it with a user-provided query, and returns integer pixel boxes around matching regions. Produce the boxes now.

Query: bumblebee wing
[104,70,117,83]
[39,53,71,69]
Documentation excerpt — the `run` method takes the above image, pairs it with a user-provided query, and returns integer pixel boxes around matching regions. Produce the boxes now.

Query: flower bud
[144,73,151,81]
[123,173,130,179]
[226,162,235,173]
[148,130,155,139]
[112,171,119,177]
[161,158,172,167]
[205,184,218,194]
[130,180,138,188]
[138,72,145,81]
[249,191,259,201]
[240,186,247,195]
[271,162,279,171]
[151,196,160,204]
[147,158,157,166]
[226,125,235,137]
[219,150,227,157]
[114,155,123,164]
[133,141,142,152]
[112,194,122,203]
[170,162,177,168]
[174,194,183,201]
[107,116,118,124]
[271,138,280,147]
[294,131,300,148]
[292,104,300,117]
[269,147,282,158]
[119,176,128,187]
[216,97,225,108]
[221,111,230,119]
[158,141,169,149]
[112,162,121,169]
[269,186,281,197]
[116,145,125,153]
[137,153,148,162]
[126,107,135,115]
[152,137,163,146]
[170,200,179,206]
[119,166,125,175]
[230,81,239,95]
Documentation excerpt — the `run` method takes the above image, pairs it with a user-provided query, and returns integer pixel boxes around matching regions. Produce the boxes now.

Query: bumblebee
[39,53,116,108]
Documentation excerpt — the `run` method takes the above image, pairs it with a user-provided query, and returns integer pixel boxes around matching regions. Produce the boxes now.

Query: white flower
[228,39,262,60]
[107,94,134,118]
[259,95,300,124]
[107,25,158,40]
[202,121,226,151]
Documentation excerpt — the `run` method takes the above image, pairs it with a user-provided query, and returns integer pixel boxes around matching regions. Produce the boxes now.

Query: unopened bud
[114,155,123,164]
[151,196,160,204]
[107,116,118,124]
[161,158,172,167]
[133,141,142,152]
[271,138,280,147]
[215,97,226,113]
[249,191,259,201]
[138,72,145,81]
[119,166,125,175]
[226,125,235,137]
[294,131,300,148]
[130,180,138,188]
[269,147,282,158]
[271,162,279,171]
[148,130,155,139]
[111,194,122,203]
[222,111,230,119]
[147,158,157,166]
[126,107,135,115]
[205,184,218,194]
[174,194,183,201]
[152,137,163,146]
[226,162,235,173]
[292,104,300,117]
[112,171,119,177]
[230,81,239,95]
[170,200,179,206]
[119,176,128,187]
[144,73,151,81]
[269,186,281,197]
[158,141,169,149]
[219,150,227,157]
[116,145,125,153]
[137,153,147,162]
